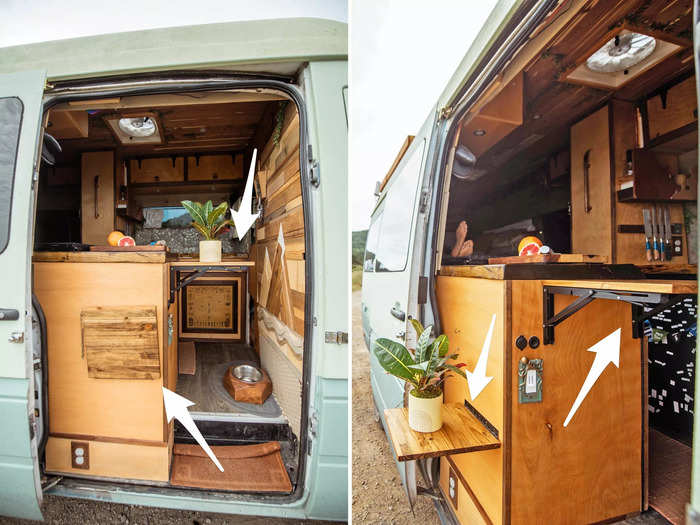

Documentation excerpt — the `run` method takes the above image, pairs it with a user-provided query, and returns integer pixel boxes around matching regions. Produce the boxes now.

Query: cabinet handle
[583,149,592,214]
[94,175,100,219]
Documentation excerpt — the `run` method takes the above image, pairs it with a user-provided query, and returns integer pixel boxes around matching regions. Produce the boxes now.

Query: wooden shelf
[384,403,501,462]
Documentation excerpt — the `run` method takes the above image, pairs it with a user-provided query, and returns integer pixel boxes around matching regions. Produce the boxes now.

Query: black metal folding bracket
[168,265,249,304]
[542,285,677,345]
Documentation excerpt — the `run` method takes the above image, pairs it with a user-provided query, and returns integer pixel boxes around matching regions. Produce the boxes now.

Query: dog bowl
[233,364,263,383]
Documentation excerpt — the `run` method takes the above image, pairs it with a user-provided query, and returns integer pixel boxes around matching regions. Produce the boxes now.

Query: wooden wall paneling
[81,306,160,379]
[34,262,167,442]
[611,100,689,265]
[509,280,642,524]
[45,437,169,482]
[266,151,301,198]
[647,75,697,140]
[439,456,491,525]
[436,276,506,525]
[570,106,613,259]
[81,151,115,245]
[129,157,185,183]
[187,154,244,181]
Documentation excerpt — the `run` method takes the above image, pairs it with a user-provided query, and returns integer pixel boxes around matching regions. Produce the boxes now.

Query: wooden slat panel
[82,306,160,380]
[384,404,501,462]
[33,251,168,263]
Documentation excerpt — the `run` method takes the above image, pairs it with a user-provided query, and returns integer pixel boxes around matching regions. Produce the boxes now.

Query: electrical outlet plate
[448,467,458,510]
[71,441,90,470]
[518,358,543,403]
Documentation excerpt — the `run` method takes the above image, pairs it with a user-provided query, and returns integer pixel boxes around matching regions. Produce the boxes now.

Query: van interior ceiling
[435,1,697,523]
[32,89,306,495]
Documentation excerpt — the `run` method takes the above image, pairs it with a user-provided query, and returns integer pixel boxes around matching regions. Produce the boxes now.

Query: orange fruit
[107,230,125,246]
[118,236,135,247]
[518,235,542,256]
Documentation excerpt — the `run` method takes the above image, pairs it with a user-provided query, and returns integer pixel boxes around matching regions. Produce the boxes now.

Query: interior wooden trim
[378,135,414,192]
[50,433,167,448]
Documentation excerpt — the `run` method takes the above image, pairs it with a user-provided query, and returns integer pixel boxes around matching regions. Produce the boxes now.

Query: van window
[375,140,425,272]
[0,97,23,254]
[364,206,383,272]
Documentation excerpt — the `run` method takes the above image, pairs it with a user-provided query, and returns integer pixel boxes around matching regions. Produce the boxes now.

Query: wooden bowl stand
[222,365,272,404]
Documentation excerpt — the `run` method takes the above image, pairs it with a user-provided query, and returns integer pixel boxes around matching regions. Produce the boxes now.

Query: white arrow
[230,148,260,241]
[563,328,621,427]
[162,387,224,472]
[465,314,496,400]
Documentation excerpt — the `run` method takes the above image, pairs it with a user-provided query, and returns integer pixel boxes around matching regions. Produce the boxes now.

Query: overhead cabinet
[129,154,243,184]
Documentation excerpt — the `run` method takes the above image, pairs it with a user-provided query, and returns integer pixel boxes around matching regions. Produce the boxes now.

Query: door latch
[0,309,19,320]
[8,331,24,343]
[324,331,348,344]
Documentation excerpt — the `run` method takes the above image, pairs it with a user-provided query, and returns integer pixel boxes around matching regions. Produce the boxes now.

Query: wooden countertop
[384,403,501,462]
[542,279,697,295]
[33,252,255,265]
[33,251,171,263]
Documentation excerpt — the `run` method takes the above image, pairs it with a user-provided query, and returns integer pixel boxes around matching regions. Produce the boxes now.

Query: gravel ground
[351,291,438,524]
[0,495,336,525]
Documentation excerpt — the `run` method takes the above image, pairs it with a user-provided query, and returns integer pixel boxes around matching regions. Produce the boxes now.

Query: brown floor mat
[649,429,691,525]
[178,341,196,375]
[170,441,292,493]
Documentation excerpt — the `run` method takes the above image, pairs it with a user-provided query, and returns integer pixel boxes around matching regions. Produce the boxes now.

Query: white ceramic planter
[408,390,443,433]
[199,240,222,263]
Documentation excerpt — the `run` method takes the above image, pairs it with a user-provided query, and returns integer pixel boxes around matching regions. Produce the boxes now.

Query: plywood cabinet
[436,275,644,524]
[130,157,185,183]
[81,151,115,245]
[647,76,697,140]
[187,154,243,181]
[34,260,174,482]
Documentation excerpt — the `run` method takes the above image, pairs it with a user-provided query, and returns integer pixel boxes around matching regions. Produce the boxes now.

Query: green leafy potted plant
[181,200,233,263]
[372,320,465,433]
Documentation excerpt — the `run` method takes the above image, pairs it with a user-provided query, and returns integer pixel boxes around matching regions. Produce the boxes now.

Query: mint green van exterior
[0,18,348,521]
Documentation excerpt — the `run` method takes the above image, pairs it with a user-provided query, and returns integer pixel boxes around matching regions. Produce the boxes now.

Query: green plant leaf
[409,318,424,339]
[433,334,449,357]
[203,200,213,221]
[191,221,212,240]
[372,338,419,386]
[181,200,207,227]
[211,219,234,238]
[407,360,430,371]
[208,201,229,226]
[416,324,433,362]
[443,363,468,380]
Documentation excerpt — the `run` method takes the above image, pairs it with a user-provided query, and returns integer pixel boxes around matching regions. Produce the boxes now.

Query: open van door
[0,70,47,520]
[362,133,432,506]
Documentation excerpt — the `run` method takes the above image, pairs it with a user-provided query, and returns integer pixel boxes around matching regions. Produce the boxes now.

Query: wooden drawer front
[46,436,169,482]
[81,306,160,379]
[187,154,243,181]
[570,106,613,259]
[130,157,184,183]
[647,76,697,140]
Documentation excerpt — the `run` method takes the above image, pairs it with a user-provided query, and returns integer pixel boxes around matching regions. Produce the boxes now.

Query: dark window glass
[0,97,23,253]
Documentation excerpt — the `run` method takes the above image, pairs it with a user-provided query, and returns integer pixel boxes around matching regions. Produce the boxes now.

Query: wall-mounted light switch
[518,357,543,403]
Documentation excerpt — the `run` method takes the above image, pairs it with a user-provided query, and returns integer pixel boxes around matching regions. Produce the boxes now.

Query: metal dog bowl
[232,364,262,383]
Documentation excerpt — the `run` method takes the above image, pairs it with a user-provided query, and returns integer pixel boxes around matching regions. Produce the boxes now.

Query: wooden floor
[175,342,282,418]
[648,428,691,525]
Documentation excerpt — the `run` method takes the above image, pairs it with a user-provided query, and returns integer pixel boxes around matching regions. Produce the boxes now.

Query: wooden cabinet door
[81,151,114,245]
[570,106,613,259]
[130,157,184,183]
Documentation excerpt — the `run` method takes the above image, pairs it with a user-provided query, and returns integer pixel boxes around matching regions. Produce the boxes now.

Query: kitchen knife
[657,206,665,261]
[651,207,659,260]
[642,208,653,262]
[664,206,672,261]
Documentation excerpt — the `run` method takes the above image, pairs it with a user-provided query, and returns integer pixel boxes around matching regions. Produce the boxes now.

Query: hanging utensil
[657,206,665,261]
[664,206,672,261]
[642,208,653,262]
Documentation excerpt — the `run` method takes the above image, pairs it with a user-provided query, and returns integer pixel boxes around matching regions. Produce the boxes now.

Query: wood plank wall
[254,103,305,338]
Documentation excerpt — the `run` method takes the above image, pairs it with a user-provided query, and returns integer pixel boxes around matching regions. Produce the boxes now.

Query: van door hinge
[325,331,348,344]
[419,189,431,213]
[28,413,36,440]
[439,105,454,120]
[308,144,320,187]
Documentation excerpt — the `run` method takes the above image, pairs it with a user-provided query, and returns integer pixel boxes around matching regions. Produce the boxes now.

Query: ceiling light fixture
[586,33,656,73]
[118,117,157,138]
